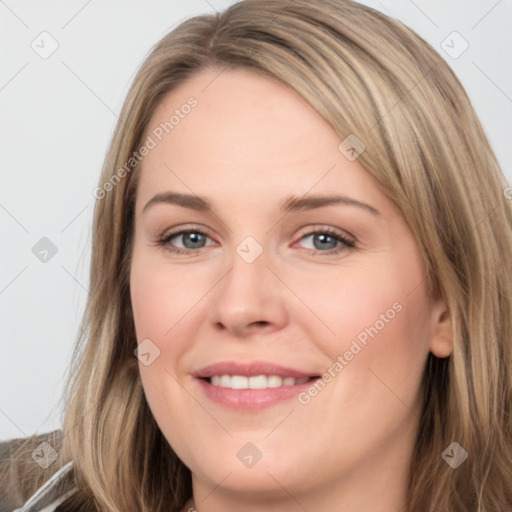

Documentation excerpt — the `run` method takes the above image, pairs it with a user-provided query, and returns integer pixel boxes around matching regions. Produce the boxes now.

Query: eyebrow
[142,191,381,216]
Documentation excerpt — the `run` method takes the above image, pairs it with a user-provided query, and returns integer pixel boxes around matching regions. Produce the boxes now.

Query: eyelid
[158,223,215,241]
[294,224,355,242]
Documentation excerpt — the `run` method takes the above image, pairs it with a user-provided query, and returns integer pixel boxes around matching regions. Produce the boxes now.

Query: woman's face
[130,67,451,509]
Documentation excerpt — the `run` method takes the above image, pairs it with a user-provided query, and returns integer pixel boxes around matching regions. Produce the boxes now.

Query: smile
[193,361,320,409]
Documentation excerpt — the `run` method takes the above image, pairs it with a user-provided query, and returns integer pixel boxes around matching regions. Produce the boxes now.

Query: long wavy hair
[16,0,512,510]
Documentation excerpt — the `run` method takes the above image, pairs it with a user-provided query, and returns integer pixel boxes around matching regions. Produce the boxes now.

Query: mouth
[193,361,320,409]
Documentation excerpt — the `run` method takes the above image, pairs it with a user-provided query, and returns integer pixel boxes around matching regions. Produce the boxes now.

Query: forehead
[136,67,385,214]
[145,67,338,159]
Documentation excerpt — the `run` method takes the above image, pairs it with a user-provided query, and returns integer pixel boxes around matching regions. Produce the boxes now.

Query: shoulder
[0,431,76,512]
[13,461,77,512]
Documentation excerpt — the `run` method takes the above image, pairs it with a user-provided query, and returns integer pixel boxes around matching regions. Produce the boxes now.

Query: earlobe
[429,301,453,358]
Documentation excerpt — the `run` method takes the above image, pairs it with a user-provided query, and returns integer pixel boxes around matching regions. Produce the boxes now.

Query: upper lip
[193,361,319,379]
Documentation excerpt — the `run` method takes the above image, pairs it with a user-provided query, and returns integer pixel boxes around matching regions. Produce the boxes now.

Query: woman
[5,0,512,510]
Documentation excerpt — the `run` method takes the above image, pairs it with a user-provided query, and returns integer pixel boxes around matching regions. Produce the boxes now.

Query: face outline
[129,67,452,510]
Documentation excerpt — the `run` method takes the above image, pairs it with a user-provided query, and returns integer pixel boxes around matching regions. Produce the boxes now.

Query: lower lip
[196,377,318,410]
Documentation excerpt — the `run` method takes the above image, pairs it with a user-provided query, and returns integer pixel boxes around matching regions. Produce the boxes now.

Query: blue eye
[157,226,355,255]
[159,230,213,253]
[297,229,355,254]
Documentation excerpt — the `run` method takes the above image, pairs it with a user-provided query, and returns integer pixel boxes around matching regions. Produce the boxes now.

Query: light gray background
[1,0,511,442]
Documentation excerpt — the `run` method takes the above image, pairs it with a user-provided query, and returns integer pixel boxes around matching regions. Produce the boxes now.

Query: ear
[429,298,453,358]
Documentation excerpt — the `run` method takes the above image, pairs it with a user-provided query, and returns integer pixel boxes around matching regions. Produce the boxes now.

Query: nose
[208,248,288,338]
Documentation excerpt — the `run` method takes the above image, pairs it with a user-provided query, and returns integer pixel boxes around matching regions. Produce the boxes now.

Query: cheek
[291,260,431,357]
[130,251,200,453]
[130,251,212,344]
[287,267,431,458]
[129,251,215,421]
[289,252,432,418]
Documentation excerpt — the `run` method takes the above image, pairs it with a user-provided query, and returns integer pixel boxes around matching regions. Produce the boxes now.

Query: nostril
[250,321,270,327]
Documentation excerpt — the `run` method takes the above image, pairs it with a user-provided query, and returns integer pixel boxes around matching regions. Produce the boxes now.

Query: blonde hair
[17,0,512,510]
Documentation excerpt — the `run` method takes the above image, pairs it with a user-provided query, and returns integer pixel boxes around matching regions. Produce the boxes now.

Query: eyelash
[156,225,356,256]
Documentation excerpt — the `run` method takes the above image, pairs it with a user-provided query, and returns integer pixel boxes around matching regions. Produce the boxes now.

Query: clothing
[13,462,76,512]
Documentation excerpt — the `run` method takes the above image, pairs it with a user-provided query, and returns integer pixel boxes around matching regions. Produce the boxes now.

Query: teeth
[208,375,310,389]
[249,375,267,389]
[231,376,249,389]
[219,375,231,387]
[267,375,282,388]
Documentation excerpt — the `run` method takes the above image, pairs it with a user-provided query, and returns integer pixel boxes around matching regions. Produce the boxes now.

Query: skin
[129,66,453,512]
